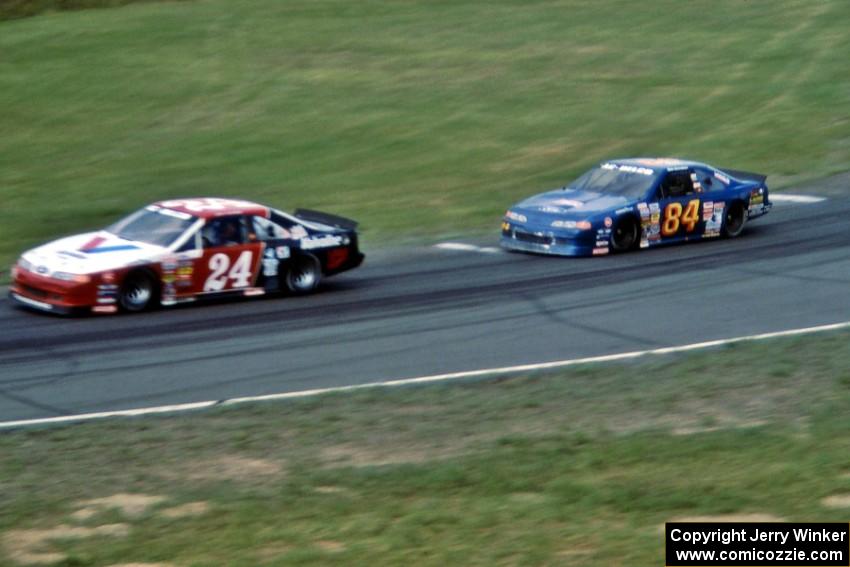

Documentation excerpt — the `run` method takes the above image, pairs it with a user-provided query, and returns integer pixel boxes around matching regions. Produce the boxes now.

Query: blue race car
[500,158,771,256]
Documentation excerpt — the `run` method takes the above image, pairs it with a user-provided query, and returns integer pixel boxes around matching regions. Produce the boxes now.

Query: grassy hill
[2,0,849,267]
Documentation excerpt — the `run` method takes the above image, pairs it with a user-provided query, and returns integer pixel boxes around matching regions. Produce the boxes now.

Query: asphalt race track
[2,193,850,423]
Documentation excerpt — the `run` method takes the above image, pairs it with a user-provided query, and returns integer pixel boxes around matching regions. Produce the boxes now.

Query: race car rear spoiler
[294,209,359,230]
[719,168,768,184]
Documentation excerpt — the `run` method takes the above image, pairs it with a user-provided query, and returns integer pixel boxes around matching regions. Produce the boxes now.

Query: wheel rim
[726,206,744,235]
[289,260,318,291]
[293,268,316,289]
[613,221,636,250]
[122,280,151,309]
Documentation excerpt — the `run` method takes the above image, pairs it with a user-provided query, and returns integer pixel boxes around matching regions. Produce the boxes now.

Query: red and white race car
[10,198,364,314]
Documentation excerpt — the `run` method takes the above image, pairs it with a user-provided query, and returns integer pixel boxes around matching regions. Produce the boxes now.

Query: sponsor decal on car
[158,198,255,213]
[176,261,194,287]
[704,201,725,237]
[592,247,609,255]
[262,258,278,277]
[635,158,686,167]
[748,187,766,217]
[96,284,118,305]
[601,162,653,176]
[290,225,309,240]
[301,235,344,250]
[92,305,118,314]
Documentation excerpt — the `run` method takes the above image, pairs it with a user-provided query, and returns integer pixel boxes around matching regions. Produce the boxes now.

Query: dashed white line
[770,194,826,203]
[435,242,502,254]
[2,320,850,430]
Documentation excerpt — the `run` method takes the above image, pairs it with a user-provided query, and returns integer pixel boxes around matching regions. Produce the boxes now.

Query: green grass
[2,331,850,566]
[0,0,186,22]
[1,0,850,274]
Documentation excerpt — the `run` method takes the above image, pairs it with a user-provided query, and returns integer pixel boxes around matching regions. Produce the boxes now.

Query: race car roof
[606,158,710,172]
[153,198,270,219]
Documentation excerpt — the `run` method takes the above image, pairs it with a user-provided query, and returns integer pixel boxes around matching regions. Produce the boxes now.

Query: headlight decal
[505,210,527,223]
[52,272,91,284]
[551,220,592,230]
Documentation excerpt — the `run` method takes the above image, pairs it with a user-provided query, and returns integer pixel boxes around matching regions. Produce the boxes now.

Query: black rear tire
[284,254,322,294]
[610,217,639,252]
[119,271,157,312]
[722,201,747,238]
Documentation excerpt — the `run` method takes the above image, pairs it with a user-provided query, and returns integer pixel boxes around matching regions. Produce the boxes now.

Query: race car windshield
[106,207,196,247]
[568,166,660,199]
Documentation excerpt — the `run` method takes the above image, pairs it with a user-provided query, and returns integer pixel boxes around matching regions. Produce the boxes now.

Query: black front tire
[610,217,639,252]
[119,271,158,312]
[722,201,747,238]
[284,254,322,294]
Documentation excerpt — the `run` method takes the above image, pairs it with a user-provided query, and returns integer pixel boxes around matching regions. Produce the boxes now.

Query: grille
[513,230,553,246]
[20,284,49,298]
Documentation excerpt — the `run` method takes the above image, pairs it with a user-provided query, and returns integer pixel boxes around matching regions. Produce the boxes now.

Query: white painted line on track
[770,194,826,204]
[435,242,502,254]
[0,401,219,430]
[3,320,850,430]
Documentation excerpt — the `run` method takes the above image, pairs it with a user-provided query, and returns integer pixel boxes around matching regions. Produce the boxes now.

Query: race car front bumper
[9,267,99,315]
[499,224,604,257]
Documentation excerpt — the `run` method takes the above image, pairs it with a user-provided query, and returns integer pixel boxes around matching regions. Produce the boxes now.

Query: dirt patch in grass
[321,442,469,468]
[254,544,293,563]
[669,514,785,524]
[159,502,210,519]
[672,419,769,436]
[3,524,129,565]
[156,455,284,484]
[314,486,348,494]
[821,494,850,509]
[315,540,346,553]
[75,493,166,519]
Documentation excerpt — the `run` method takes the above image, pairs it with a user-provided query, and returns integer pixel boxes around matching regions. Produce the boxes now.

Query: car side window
[201,216,248,248]
[658,170,694,199]
[692,167,715,192]
[252,215,291,240]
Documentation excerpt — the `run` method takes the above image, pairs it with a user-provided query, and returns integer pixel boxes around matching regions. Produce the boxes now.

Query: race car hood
[21,231,168,276]
[512,188,631,219]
